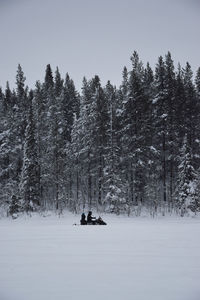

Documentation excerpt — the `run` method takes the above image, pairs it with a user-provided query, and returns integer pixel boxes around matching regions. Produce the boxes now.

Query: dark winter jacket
[80,213,87,225]
[87,211,96,224]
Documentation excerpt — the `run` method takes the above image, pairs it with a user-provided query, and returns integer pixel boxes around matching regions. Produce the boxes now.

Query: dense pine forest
[1,51,200,217]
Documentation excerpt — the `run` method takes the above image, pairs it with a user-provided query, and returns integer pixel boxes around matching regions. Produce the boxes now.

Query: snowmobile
[80,213,107,225]
[89,216,107,225]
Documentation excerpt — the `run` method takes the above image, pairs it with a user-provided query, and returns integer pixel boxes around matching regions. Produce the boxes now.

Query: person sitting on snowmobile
[80,213,87,225]
[87,211,96,225]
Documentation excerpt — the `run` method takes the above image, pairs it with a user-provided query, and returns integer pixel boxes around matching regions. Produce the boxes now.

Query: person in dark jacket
[80,213,87,225]
[87,211,96,225]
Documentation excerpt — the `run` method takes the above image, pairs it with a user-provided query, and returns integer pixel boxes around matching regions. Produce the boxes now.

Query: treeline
[0,51,200,216]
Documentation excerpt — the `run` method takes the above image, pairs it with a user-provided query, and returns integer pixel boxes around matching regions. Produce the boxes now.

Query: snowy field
[0,213,200,300]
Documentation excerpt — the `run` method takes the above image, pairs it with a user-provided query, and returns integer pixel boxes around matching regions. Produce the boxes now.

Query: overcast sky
[0,0,200,91]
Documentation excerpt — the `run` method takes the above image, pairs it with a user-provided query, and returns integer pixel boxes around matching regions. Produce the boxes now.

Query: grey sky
[0,0,199,91]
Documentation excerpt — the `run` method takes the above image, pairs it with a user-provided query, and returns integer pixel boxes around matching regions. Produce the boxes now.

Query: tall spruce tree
[154,56,168,211]
[183,63,197,149]
[33,81,45,204]
[91,76,109,209]
[0,83,22,204]
[104,81,126,213]
[77,77,96,209]
[143,62,159,213]
[176,135,199,216]
[20,91,40,212]
[164,52,176,208]
[122,51,146,210]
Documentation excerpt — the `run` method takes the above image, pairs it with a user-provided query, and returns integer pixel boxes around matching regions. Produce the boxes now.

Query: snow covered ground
[0,213,200,300]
